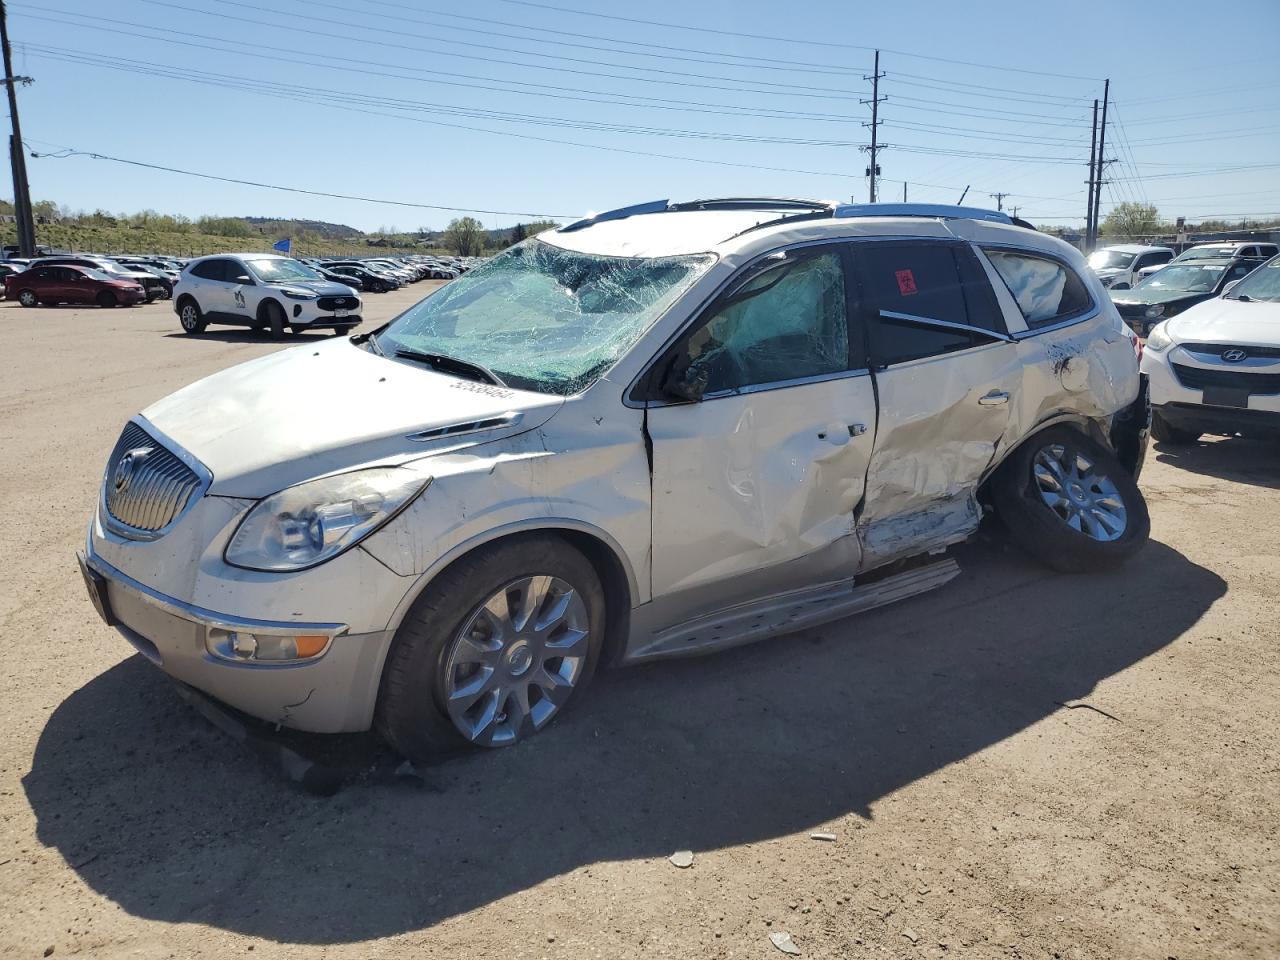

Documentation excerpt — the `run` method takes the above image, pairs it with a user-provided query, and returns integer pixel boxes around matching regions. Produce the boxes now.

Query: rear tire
[177,297,206,334]
[1151,411,1200,445]
[376,535,606,761]
[16,289,37,308]
[96,291,117,309]
[991,426,1150,573]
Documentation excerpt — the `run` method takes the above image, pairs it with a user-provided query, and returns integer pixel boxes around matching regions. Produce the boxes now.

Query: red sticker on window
[895,269,918,296]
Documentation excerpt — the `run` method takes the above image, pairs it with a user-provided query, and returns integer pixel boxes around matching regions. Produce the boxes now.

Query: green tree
[443,216,487,256]
[509,222,527,244]
[1101,202,1161,238]
[524,219,558,237]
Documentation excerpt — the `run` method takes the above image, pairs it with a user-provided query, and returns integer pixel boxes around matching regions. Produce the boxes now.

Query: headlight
[225,467,430,571]
[1145,304,1165,319]
[1145,324,1173,353]
[281,288,318,300]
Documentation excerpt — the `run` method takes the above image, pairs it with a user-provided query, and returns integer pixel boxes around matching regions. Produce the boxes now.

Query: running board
[627,558,961,662]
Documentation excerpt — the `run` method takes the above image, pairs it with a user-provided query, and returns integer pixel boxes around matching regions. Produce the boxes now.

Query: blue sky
[8,0,1280,232]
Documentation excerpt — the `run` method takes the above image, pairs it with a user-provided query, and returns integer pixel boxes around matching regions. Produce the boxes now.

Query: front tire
[991,426,1150,573]
[96,291,117,309]
[1151,411,1200,445]
[177,297,206,334]
[263,301,285,340]
[376,536,606,761]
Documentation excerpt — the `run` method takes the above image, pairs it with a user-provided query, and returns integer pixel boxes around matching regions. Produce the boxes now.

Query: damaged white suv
[79,200,1150,759]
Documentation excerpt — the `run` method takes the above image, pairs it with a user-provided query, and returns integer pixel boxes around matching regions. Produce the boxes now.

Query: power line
[488,0,1102,80]
[30,145,576,218]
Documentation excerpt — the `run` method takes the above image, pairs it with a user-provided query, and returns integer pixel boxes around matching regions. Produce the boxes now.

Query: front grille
[103,421,206,537]
[317,295,357,311]
[1179,342,1280,360]
[1171,362,1280,395]
[1113,301,1146,318]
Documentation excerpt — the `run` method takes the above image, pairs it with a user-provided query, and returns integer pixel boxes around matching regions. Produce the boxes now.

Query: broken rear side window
[378,240,714,396]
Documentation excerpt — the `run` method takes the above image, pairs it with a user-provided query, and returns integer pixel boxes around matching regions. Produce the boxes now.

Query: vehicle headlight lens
[1145,304,1165,318]
[281,288,318,300]
[1145,324,1173,353]
[225,468,430,571]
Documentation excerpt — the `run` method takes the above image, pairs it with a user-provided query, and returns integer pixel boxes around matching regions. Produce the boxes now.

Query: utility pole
[990,192,1009,212]
[1091,79,1111,247]
[861,50,886,203]
[0,1,34,257]
[902,182,907,202]
[1010,205,1020,220]
[1085,98,1099,250]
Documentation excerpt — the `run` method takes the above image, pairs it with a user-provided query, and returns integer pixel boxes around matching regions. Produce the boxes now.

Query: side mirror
[659,355,708,403]
[1221,279,1240,298]
[234,275,254,285]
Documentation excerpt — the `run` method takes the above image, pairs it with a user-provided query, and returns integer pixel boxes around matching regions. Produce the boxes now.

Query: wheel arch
[381,520,638,669]
[980,412,1108,495]
[255,296,285,324]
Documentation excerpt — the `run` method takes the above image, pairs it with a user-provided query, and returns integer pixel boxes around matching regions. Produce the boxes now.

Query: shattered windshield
[376,239,715,395]
[1226,258,1280,302]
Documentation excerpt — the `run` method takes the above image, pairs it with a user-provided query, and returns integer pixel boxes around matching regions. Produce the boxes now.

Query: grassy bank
[0,223,443,259]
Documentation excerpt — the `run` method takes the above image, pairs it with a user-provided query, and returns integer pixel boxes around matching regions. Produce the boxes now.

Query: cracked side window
[677,251,849,395]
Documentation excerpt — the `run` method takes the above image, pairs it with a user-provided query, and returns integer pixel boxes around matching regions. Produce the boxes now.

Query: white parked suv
[1142,253,1280,442]
[173,253,362,338]
[79,199,1150,760]
[1087,244,1175,290]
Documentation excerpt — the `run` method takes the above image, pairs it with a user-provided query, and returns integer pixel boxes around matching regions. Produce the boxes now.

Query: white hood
[1165,296,1280,347]
[141,338,563,497]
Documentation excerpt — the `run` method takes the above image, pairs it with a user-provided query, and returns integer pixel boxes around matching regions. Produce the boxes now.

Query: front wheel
[96,291,117,309]
[376,536,605,760]
[1151,411,1200,445]
[990,426,1150,573]
[263,301,285,340]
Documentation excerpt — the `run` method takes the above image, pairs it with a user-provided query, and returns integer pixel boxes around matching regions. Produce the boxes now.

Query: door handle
[978,390,1010,406]
[847,423,867,437]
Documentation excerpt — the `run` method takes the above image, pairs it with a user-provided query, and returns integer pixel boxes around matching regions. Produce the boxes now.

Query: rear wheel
[991,426,1150,573]
[177,297,206,334]
[376,536,605,760]
[96,291,117,309]
[1151,411,1200,445]
[16,289,37,308]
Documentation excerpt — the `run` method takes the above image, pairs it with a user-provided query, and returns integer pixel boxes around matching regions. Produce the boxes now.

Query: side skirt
[624,557,960,663]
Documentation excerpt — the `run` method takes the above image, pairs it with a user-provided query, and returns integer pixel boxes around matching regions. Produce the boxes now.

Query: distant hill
[240,216,363,239]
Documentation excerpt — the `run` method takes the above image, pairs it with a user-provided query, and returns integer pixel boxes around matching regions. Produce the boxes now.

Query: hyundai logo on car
[1220,348,1248,363]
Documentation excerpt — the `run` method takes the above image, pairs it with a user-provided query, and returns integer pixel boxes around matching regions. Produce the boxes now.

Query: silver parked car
[79,200,1150,759]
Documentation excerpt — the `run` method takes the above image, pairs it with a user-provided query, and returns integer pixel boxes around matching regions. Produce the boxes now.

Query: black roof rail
[666,197,836,213]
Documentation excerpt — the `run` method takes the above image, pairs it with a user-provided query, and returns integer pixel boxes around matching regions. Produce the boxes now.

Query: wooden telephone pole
[0,1,35,257]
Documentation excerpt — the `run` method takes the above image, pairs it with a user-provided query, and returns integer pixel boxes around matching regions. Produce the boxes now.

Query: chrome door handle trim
[978,390,1010,406]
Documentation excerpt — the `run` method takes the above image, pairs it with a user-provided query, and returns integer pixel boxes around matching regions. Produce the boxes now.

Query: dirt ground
[0,286,1277,960]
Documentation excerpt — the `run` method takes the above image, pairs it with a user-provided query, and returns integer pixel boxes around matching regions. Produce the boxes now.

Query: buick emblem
[1221,349,1248,363]
[112,446,153,493]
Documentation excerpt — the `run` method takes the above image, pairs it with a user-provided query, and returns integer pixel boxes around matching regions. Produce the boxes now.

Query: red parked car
[4,264,146,308]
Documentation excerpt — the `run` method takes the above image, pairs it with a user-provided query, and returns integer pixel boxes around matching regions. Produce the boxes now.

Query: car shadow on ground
[1153,435,1280,489]
[24,536,1224,944]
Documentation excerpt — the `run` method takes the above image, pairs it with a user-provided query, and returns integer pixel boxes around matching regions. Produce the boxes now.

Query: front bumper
[78,541,393,732]
[287,297,362,328]
[1143,343,1280,435]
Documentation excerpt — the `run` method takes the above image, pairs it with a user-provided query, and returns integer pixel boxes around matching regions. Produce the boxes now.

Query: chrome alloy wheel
[180,303,200,331]
[444,575,589,746]
[1032,443,1127,542]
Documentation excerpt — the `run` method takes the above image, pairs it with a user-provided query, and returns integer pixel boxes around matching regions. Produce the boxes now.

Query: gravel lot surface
[1,287,1277,959]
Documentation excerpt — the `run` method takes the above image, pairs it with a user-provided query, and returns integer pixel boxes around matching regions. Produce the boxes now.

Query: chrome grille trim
[101,419,211,541]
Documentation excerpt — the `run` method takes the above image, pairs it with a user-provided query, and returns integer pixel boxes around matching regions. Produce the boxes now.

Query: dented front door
[646,247,877,615]
[852,239,1021,568]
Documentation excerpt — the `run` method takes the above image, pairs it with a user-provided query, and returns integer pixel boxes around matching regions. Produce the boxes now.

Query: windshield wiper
[393,349,507,386]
